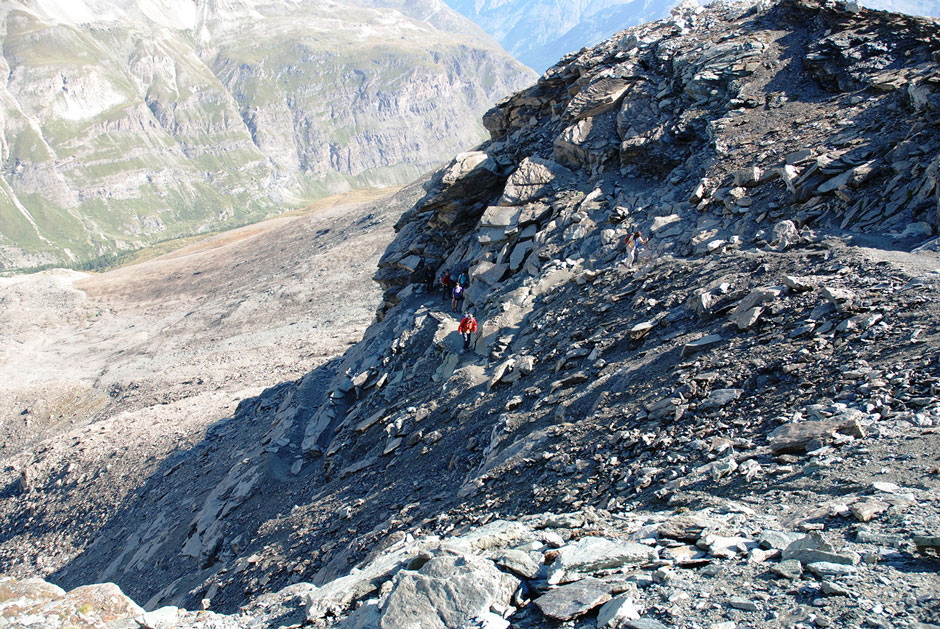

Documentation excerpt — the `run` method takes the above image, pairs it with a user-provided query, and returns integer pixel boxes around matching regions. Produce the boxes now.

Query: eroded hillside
[1,0,939,627]
[0,0,534,271]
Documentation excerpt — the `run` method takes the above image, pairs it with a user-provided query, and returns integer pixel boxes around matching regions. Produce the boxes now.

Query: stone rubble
[2,0,940,627]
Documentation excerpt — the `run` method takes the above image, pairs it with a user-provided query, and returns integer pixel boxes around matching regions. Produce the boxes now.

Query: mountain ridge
[2,0,940,627]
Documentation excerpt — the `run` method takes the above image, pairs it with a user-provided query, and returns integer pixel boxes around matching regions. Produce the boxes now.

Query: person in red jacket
[458,312,477,352]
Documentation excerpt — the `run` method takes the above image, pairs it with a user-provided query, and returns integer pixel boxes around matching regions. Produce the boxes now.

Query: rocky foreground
[2,0,940,627]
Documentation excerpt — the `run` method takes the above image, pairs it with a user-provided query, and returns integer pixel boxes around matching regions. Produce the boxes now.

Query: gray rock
[699,388,744,411]
[782,534,860,566]
[534,577,612,621]
[729,597,759,611]
[783,275,815,292]
[565,77,632,121]
[771,559,803,580]
[768,418,865,453]
[493,549,541,579]
[480,206,522,228]
[806,561,858,577]
[596,592,642,627]
[681,334,723,357]
[548,537,657,584]
[623,619,670,629]
[499,157,573,206]
[821,286,856,311]
[509,241,536,271]
[731,305,764,330]
[850,499,890,522]
[137,606,180,629]
[821,580,852,596]
[379,555,518,628]
[760,530,801,551]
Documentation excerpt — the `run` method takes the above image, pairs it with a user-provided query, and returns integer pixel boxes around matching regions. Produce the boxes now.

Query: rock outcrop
[2,0,940,628]
[0,0,534,272]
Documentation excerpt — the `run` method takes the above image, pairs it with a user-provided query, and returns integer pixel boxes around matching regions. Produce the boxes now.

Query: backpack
[457,273,467,286]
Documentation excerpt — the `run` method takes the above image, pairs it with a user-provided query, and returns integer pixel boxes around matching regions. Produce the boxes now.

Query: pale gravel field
[0,185,419,481]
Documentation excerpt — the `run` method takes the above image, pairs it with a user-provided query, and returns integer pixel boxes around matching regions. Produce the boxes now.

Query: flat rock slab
[682,334,723,357]
[657,516,708,543]
[699,388,743,411]
[771,559,803,580]
[768,418,865,453]
[850,499,890,522]
[783,535,859,566]
[807,561,859,577]
[493,549,541,579]
[549,537,658,583]
[534,577,612,621]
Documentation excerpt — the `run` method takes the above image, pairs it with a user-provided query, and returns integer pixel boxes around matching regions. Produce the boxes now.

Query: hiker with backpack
[458,312,477,352]
[457,270,468,288]
[625,230,648,268]
[440,270,451,301]
[451,281,465,313]
[421,262,435,294]
[417,261,434,294]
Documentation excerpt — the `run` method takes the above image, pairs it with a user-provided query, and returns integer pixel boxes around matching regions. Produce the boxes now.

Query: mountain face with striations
[0,0,535,272]
[3,0,940,627]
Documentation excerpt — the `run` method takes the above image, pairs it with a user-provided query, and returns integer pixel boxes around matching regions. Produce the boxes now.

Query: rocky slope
[3,0,940,627]
[0,0,534,272]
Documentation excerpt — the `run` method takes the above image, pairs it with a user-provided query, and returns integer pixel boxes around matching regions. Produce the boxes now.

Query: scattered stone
[493,549,541,579]
[534,577,612,621]
[806,561,858,577]
[548,537,658,584]
[850,499,890,523]
[821,286,856,311]
[699,388,744,411]
[772,560,803,580]
[596,592,642,627]
[768,418,865,453]
[682,334,723,357]
[782,534,860,566]
[729,597,760,611]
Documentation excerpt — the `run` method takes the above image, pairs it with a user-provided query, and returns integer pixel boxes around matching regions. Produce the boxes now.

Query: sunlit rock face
[0,0,535,271]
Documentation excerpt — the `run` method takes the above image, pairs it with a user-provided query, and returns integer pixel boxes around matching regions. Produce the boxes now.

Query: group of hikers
[416,263,477,351]
[413,228,650,353]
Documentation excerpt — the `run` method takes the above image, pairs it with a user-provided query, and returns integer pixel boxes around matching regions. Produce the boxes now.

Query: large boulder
[499,157,574,206]
[377,554,519,628]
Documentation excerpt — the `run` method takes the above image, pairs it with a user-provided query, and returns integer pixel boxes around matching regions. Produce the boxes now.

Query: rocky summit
[0,0,533,272]
[2,0,940,627]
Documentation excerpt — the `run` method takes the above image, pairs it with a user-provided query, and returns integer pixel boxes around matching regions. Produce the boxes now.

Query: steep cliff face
[0,0,535,271]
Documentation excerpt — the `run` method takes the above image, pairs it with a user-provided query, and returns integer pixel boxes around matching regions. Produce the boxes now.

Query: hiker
[440,270,451,301]
[457,270,468,288]
[451,281,465,312]
[625,230,648,268]
[417,262,434,294]
[420,262,435,294]
[458,312,477,352]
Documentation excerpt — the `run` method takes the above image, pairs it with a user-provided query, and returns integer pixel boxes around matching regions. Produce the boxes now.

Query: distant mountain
[0,0,536,272]
[442,0,679,72]
[861,0,940,15]
[443,0,940,73]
